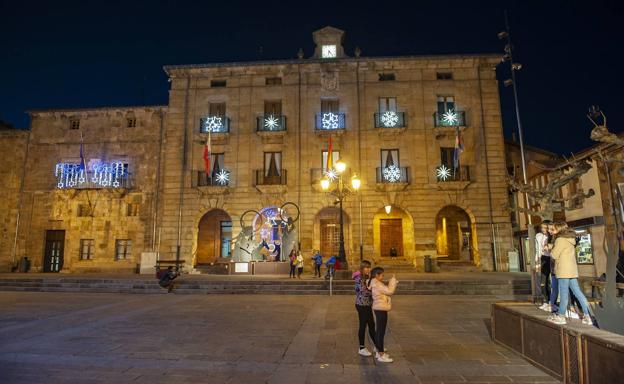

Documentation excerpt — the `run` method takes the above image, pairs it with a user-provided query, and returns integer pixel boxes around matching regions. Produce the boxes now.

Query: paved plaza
[0,292,558,384]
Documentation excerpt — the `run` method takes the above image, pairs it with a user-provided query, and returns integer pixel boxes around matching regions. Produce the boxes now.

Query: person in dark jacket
[158,266,178,293]
[311,250,323,278]
[353,260,376,357]
[325,255,337,279]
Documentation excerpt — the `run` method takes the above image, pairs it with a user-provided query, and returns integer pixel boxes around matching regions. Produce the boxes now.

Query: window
[127,203,140,217]
[220,221,232,258]
[126,118,137,128]
[210,80,227,87]
[209,102,226,116]
[321,99,339,114]
[265,77,282,85]
[379,97,397,112]
[440,147,455,168]
[378,73,396,81]
[69,119,80,130]
[115,239,132,260]
[437,96,456,114]
[436,72,453,80]
[321,150,340,172]
[79,239,95,260]
[77,204,92,217]
[264,152,282,178]
[209,153,225,177]
[381,149,400,168]
[264,100,282,115]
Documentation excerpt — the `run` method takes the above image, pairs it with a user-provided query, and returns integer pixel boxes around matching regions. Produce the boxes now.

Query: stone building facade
[1,27,514,273]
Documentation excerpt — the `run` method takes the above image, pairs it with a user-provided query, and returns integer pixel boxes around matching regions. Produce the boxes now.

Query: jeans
[550,274,559,309]
[314,264,321,277]
[289,265,296,278]
[297,267,303,277]
[356,305,376,348]
[558,278,591,316]
[540,256,551,302]
[374,310,388,353]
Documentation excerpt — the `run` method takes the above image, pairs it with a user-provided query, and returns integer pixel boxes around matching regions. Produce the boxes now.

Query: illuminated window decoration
[321,112,339,130]
[436,164,452,181]
[55,161,127,189]
[204,116,223,132]
[442,109,458,125]
[380,111,399,128]
[383,165,402,183]
[215,169,230,185]
[264,115,280,130]
[324,168,338,181]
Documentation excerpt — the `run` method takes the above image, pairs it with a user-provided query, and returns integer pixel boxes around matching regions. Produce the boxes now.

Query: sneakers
[548,314,567,325]
[358,348,372,357]
[582,316,594,326]
[566,309,580,319]
[538,303,551,312]
[376,353,394,363]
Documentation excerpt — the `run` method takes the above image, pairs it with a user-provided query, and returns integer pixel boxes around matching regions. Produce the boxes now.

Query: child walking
[369,267,398,363]
[353,260,376,357]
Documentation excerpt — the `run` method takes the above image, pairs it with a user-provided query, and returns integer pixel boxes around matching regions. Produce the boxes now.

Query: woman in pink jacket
[368,267,398,363]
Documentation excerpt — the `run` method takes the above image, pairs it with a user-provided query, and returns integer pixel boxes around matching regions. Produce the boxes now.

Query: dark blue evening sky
[1,0,621,154]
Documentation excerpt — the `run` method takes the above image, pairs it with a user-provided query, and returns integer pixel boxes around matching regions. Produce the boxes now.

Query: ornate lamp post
[320,160,361,266]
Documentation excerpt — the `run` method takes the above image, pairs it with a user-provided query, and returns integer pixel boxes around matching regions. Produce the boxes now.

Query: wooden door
[43,230,65,272]
[197,210,231,264]
[320,219,340,259]
[380,219,403,257]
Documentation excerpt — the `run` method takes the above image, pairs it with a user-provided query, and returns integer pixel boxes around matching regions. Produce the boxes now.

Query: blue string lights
[55,161,128,189]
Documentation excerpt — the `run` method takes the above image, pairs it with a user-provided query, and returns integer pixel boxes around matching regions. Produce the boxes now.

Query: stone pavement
[0,292,559,384]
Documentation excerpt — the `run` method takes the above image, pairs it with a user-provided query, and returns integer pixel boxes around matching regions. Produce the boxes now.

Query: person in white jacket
[368,267,398,363]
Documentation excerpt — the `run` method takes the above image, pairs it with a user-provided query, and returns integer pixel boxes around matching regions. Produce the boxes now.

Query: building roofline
[504,139,562,158]
[163,53,501,74]
[27,105,168,115]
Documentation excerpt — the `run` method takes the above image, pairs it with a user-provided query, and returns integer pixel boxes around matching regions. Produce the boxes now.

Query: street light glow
[320,178,330,190]
[335,160,346,173]
[351,175,361,190]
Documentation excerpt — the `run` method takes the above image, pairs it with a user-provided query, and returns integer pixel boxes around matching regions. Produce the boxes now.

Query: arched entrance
[313,207,351,259]
[197,209,232,265]
[373,206,415,260]
[435,205,476,262]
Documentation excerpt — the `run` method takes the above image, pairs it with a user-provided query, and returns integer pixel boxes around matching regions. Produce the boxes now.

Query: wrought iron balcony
[199,115,230,133]
[374,111,406,128]
[257,115,286,132]
[436,165,470,182]
[196,170,230,187]
[315,112,346,130]
[54,162,132,190]
[254,170,287,186]
[433,110,466,127]
[376,166,410,184]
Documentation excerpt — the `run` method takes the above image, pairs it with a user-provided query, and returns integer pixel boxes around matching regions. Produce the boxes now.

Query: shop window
[115,239,132,260]
[79,239,94,260]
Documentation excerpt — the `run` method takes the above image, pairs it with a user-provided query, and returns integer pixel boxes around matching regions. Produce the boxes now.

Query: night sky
[1,0,622,155]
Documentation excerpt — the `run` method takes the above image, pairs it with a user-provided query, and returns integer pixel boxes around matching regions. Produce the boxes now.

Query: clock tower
[312,26,347,59]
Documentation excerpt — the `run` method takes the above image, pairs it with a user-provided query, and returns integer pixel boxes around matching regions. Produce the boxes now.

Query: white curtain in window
[381,150,399,168]
[379,98,397,112]
[264,153,271,176]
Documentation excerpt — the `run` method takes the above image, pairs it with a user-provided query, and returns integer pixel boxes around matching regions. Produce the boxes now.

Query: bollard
[424,255,432,273]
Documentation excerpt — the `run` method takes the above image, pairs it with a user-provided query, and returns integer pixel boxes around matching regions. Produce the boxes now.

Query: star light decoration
[436,164,452,181]
[204,116,223,132]
[321,112,339,130]
[382,165,402,183]
[215,169,230,185]
[264,115,280,130]
[442,110,458,126]
[324,168,338,181]
[380,111,400,127]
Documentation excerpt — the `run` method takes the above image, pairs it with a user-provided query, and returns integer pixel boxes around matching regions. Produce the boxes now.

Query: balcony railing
[315,113,346,130]
[199,115,230,133]
[254,169,287,186]
[56,177,132,190]
[196,170,230,187]
[256,115,286,132]
[374,111,406,128]
[437,165,470,182]
[433,110,466,127]
[376,166,410,184]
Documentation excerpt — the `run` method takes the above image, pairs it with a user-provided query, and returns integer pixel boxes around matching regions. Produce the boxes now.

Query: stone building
[1,26,514,273]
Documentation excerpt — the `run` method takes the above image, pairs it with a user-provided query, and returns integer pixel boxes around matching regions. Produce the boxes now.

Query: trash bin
[424,255,432,273]
[18,257,30,273]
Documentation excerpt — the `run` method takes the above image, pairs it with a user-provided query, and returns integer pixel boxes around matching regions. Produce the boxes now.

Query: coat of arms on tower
[320,71,339,91]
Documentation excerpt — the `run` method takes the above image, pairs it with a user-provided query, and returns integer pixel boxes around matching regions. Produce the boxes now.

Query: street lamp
[320,160,361,266]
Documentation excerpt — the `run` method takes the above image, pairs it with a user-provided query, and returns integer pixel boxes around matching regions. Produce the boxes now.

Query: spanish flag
[327,135,333,170]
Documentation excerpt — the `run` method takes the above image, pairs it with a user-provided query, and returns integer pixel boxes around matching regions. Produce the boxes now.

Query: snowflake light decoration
[264,115,280,130]
[324,168,338,181]
[380,111,399,127]
[442,110,458,125]
[204,116,223,132]
[382,165,402,183]
[215,169,230,185]
[436,164,452,181]
[321,113,339,130]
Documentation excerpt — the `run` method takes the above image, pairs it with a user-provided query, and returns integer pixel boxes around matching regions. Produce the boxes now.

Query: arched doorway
[435,205,475,262]
[313,207,350,259]
[373,206,415,260]
[197,209,232,265]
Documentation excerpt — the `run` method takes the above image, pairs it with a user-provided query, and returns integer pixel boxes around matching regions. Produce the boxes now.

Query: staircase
[375,258,416,273]
[437,260,480,273]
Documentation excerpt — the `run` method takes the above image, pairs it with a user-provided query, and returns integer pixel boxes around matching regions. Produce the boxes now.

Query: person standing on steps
[536,221,553,311]
[311,250,323,278]
[325,255,337,279]
[296,250,304,279]
[369,267,398,363]
[288,249,297,279]
[353,260,376,357]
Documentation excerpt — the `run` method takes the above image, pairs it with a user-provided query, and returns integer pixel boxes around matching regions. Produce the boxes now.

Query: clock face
[322,44,337,58]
